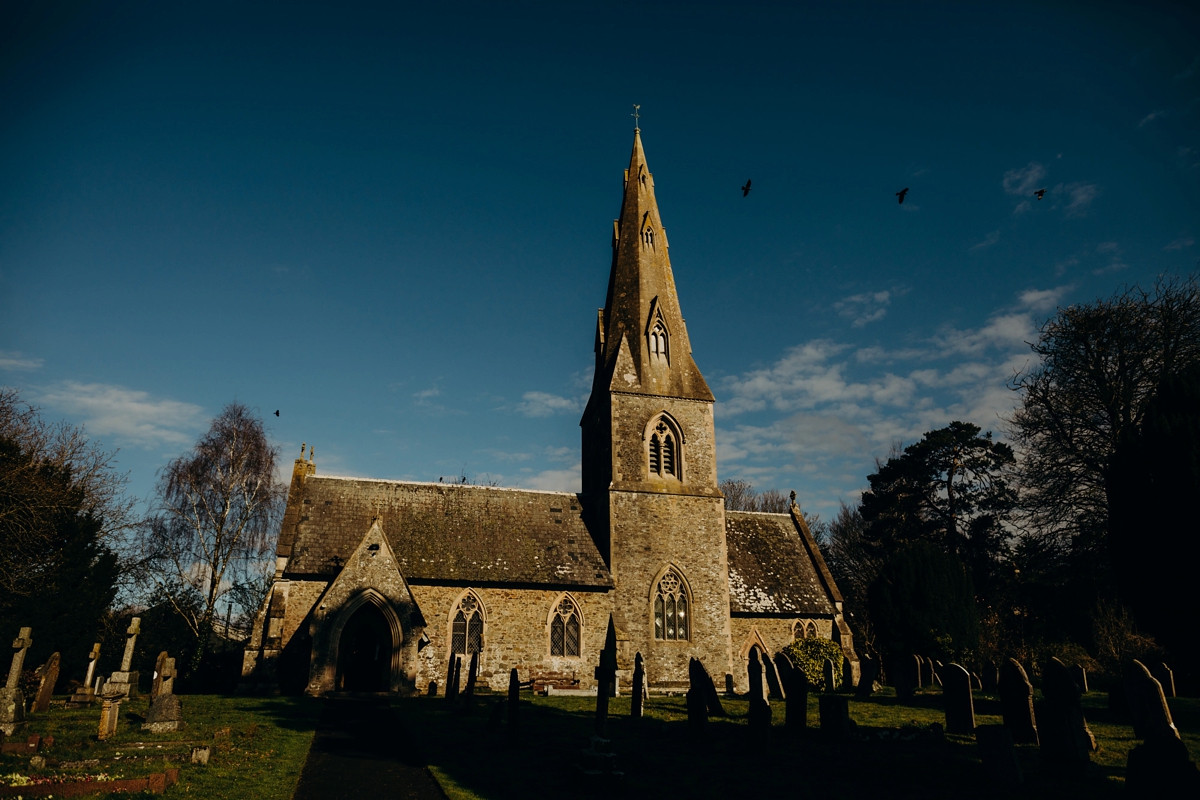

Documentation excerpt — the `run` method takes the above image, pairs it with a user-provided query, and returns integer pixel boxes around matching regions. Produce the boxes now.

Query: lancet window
[647,416,680,480]
[451,592,484,655]
[648,320,669,364]
[653,569,690,641]
[549,596,581,657]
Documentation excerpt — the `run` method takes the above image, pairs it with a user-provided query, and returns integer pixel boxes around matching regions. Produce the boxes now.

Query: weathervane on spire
[631,104,640,130]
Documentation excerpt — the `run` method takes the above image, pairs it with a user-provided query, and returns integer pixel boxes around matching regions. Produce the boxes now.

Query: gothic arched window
[649,320,669,364]
[647,415,682,481]
[806,621,817,639]
[653,569,690,641]
[549,595,581,657]
[451,592,484,655]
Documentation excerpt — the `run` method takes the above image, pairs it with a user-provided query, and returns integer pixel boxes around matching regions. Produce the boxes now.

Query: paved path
[292,697,445,800]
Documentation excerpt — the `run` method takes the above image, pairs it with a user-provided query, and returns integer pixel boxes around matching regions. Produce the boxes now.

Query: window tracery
[648,320,669,364]
[647,416,680,480]
[451,592,484,655]
[549,596,581,657]
[653,569,690,641]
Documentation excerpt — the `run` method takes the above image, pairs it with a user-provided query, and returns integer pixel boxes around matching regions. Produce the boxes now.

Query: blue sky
[2,1,1198,519]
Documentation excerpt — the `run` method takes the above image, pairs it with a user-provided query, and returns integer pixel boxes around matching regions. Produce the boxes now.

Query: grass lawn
[401,688,1200,800]
[1,694,320,799]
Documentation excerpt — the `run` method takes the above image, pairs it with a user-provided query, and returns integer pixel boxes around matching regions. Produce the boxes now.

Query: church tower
[581,129,733,685]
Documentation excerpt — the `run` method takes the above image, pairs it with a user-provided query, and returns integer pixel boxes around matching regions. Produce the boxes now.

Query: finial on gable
[631,103,640,132]
[790,490,797,508]
[293,442,316,483]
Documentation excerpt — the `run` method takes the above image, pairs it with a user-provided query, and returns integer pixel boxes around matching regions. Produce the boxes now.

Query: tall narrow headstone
[854,655,878,698]
[1070,663,1088,694]
[630,653,645,721]
[747,649,771,732]
[692,657,725,716]
[842,656,855,692]
[0,627,32,735]
[1039,657,1096,770]
[762,652,784,699]
[594,616,617,735]
[686,658,709,733]
[981,660,998,692]
[823,658,837,692]
[1150,662,1176,699]
[70,643,101,706]
[507,668,520,732]
[724,674,734,695]
[998,658,1038,744]
[931,659,944,687]
[106,617,141,699]
[775,652,808,731]
[464,651,479,707]
[1124,659,1200,792]
[151,651,169,700]
[32,652,60,713]
[448,655,462,703]
[98,697,121,740]
[445,653,457,701]
[919,656,933,688]
[143,657,182,733]
[942,663,975,735]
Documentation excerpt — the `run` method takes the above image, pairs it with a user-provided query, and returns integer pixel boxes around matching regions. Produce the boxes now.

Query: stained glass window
[451,593,483,655]
[550,596,581,657]
[653,570,689,641]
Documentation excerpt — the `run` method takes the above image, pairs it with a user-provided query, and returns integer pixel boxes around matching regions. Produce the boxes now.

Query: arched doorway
[336,602,392,692]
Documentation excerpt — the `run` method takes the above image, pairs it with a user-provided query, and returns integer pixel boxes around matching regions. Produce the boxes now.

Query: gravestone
[919,656,933,688]
[486,698,505,733]
[142,657,182,733]
[630,653,645,721]
[426,682,437,696]
[1150,662,1175,698]
[819,695,851,738]
[854,655,878,698]
[842,656,855,693]
[931,659,944,687]
[976,725,1023,786]
[70,643,101,706]
[1039,657,1096,770]
[1124,659,1200,793]
[106,617,141,699]
[0,627,32,735]
[942,663,975,735]
[981,660,998,692]
[725,674,734,695]
[190,746,211,766]
[32,652,60,713]
[893,654,919,699]
[1070,663,1088,694]
[998,658,1038,745]
[692,657,725,716]
[98,697,122,740]
[445,653,457,701]
[686,658,708,733]
[594,616,617,735]
[775,652,809,731]
[151,651,168,700]
[747,649,771,732]
[823,657,837,692]
[464,651,479,707]
[507,668,520,732]
[762,652,784,699]
[449,656,462,702]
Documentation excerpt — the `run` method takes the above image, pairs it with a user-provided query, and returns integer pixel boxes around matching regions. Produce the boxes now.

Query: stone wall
[284,580,327,645]
[729,617,831,691]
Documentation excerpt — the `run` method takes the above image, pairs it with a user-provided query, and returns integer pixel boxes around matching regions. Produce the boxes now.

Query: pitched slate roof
[725,510,840,616]
[278,476,612,588]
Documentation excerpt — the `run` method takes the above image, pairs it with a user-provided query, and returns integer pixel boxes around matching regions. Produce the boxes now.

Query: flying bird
[274,410,280,416]
[741,179,752,197]
[896,188,909,204]
[1034,188,1046,200]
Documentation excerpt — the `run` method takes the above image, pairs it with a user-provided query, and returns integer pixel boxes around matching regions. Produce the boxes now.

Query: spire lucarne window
[647,415,681,480]
[649,320,669,364]
[451,593,484,655]
[549,595,581,657]
[653,569,690,641]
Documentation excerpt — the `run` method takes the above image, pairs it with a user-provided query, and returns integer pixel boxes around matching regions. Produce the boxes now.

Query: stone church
[241,130,856,696]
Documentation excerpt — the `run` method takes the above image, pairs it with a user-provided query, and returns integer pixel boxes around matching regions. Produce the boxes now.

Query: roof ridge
[312,474,580,497]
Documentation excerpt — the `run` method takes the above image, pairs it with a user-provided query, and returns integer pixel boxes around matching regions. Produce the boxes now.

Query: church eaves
[593,129,714,403]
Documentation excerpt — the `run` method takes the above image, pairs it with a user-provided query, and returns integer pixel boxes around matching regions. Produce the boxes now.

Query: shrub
[781,637,846,690]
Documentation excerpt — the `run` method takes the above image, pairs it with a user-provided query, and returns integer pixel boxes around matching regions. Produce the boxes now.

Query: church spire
[592,130,713,402]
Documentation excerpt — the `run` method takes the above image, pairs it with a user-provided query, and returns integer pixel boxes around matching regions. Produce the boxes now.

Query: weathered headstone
[1069,663,1088,694]
[190,746,211,765]
[981,660,998,692]
[823,657,837,692]
[32,652,60,713]
[0,627,32,735]
[970,672,982,691]
[998,658,1038,745]
[976,725,1023,786]
[106,617,141,699]
[630,653,645,721]
[70,643,101,706]
[819,694,851,738]
[942,663,975,735]
[893,654,919,699]
[594,615,617,735]
[931,659,944,687]
[1124,659,1200,793]
[142,657,182,733]
[426,681,437,696]
[692,656,725,716]
[1150,662,1175,699]
[747,649,771,732]
[724,673,734,695]
[854,655,878,698]
[507,668,520,731]
[762,652,784,699]
[464,651,479,707]
[775,652,808,731]
[151,651,168,700]
[919,656,933,688]
[1039,657,1096,770]
[98,697,122,740]
[686,658,708,733]
[842,656,855,692]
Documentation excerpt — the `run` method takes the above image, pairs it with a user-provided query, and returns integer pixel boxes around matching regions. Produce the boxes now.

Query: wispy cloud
[0,350,43,371]
[1059,182,1098,217]
[1138,109,1166,128]
[1176,56,1199,81]
[1018,285,1071,312]
[1165,236,1194,251]
[515,391,579,417]
[522,462,581,492]
[834,290,892,327]
[35,381,205,448]
[971,230,1001,251]
[1003,162,1046,196]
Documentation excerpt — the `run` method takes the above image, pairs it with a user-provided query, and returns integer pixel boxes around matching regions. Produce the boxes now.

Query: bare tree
[140,403,283,674]
[718,478,758,511]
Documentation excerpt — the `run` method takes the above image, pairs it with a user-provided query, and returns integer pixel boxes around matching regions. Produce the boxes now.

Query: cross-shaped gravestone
[120,618,141,672]
[84,643,100,689]
[5,628,32,690]
[160,657,177,696]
